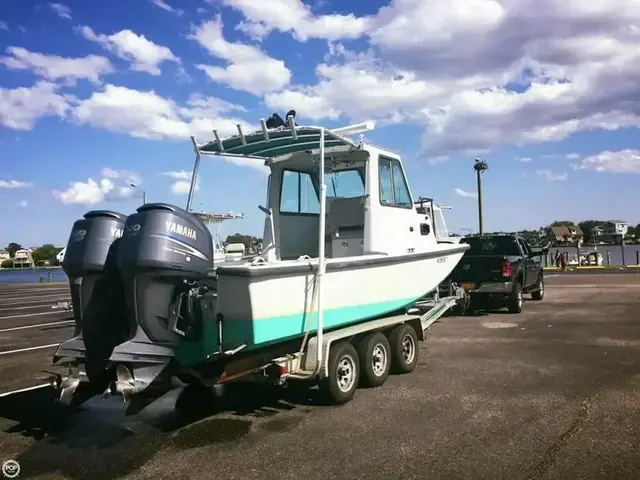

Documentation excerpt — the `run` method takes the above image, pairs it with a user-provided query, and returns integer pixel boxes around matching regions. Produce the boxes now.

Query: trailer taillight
[501,261,512,278]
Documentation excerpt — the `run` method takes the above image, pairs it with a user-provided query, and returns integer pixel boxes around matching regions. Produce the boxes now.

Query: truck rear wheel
[388,324,419,374]
[531,274,544,301]
[356,332,391,388]
[319,341,360,405]
[507,281,523,313]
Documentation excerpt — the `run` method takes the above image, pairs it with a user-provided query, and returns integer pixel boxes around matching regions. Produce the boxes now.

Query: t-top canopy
[194,119,375,161]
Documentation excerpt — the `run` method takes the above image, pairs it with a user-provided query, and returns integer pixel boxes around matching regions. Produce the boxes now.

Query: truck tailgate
[449,255,508,287]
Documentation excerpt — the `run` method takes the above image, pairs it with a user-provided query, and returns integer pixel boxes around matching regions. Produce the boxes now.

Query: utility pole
[473,158,489,235]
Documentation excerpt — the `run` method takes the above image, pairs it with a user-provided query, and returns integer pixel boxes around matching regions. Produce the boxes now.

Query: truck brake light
[501,260,512,278]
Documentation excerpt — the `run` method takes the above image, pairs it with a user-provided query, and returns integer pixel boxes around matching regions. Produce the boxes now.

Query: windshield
[461,236,522,255]
[326,168,365,198]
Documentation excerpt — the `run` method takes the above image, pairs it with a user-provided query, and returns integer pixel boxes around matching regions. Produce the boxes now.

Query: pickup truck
[448,234,547,314]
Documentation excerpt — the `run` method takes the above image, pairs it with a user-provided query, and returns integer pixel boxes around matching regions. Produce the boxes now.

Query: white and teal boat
[180,113,470,359]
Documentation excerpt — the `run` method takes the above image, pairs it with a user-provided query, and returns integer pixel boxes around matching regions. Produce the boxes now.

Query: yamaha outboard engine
[51,210,128,405]
[108,203,214,410]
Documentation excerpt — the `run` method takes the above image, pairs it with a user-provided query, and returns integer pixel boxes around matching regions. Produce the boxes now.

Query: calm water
[0,268,68,284]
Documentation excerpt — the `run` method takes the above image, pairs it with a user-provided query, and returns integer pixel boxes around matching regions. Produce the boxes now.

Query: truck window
[279,170,320,214]
[517,239,530,255]
[460,236,522,255]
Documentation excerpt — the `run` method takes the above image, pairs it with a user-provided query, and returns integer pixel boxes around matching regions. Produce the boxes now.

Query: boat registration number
[461,282,476,291]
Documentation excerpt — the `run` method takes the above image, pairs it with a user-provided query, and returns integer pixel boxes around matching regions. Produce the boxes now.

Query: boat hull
[205,245,467,355]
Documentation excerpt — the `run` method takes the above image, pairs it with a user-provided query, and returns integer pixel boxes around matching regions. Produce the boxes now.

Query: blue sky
[1,0,639,248]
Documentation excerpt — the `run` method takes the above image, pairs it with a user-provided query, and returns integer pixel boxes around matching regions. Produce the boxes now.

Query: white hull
[215,244,466,349]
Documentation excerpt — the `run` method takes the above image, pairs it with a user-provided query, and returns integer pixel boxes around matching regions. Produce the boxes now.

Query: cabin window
[279,169,320,215]
[326,168,365,198]
[379,156,413,208]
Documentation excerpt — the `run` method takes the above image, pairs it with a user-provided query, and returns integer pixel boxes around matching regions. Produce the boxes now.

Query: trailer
[174,280,466,408]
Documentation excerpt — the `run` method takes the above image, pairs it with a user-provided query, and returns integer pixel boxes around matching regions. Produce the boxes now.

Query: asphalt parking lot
[1,274,639,480]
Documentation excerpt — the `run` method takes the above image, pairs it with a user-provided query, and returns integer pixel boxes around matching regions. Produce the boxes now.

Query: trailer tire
[531,274,544,301]
[388,324,419,374]
[507,281,523,313]
[356,332,391,388]
[319,341,360,405]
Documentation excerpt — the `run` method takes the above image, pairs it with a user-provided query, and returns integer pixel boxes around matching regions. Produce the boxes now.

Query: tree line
[548,220,639,243]
[1,243,63,268]
[477,220,640,246]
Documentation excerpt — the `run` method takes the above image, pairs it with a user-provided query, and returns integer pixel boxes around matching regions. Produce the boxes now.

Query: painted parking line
[0,320,74,333]
[0,383,51,398]
[0,311,66,321]
[0,343,60,356]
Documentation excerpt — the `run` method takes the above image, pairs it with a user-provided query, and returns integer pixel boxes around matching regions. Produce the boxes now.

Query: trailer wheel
[356,332,391,388]
[388,324,419,374]
[319,341,360,405]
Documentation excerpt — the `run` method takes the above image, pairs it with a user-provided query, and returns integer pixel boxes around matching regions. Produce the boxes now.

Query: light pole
[130,183,146,204]
[473,158,489,235]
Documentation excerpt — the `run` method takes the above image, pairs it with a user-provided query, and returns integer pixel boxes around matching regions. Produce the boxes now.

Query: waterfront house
[600,221,628,237]
[0,249,10,262]
[547,225,584,244]
[13,248,34,268]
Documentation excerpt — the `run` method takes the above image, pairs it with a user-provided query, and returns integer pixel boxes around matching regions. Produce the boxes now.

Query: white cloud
[1,46,113,84]
[221,0,372,41]
[160,170,198,195]
[71,85,267,172]
[152,0,183,15]
[79,26,180,76]
[72,84,249,139]
[18,199,28,208]
[0,180,33,189]
[0,81,70,130]
[535,169,568,181]
[189,16,291,95]
[52,168,140,205]
[49,3,71,20]
[572,149,640,173]
[454,188,477,198]
[427,156,449,165]
[565,153,580,160]
[0,22,8,31]
[518,157,533,163]
[255,0,640,158]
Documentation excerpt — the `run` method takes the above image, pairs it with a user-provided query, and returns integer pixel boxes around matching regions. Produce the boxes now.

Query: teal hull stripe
[176,296,421,365]
[227,296,420,347]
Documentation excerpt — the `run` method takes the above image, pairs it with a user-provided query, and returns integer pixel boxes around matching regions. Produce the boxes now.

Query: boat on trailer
[49,113,469,411]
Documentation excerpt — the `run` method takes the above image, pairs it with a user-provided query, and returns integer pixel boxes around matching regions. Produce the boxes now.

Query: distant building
[590,221,628,244]
[600,221,628,237]
[0,249,10,262]
[546,225,584,244]
[13,248,34,268]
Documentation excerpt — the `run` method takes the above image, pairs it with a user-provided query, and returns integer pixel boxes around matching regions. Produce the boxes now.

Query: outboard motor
[108,203,215,410]
[51,210,128,405]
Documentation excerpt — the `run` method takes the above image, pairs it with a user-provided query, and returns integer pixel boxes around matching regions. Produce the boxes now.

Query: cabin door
[373,155,419,254]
